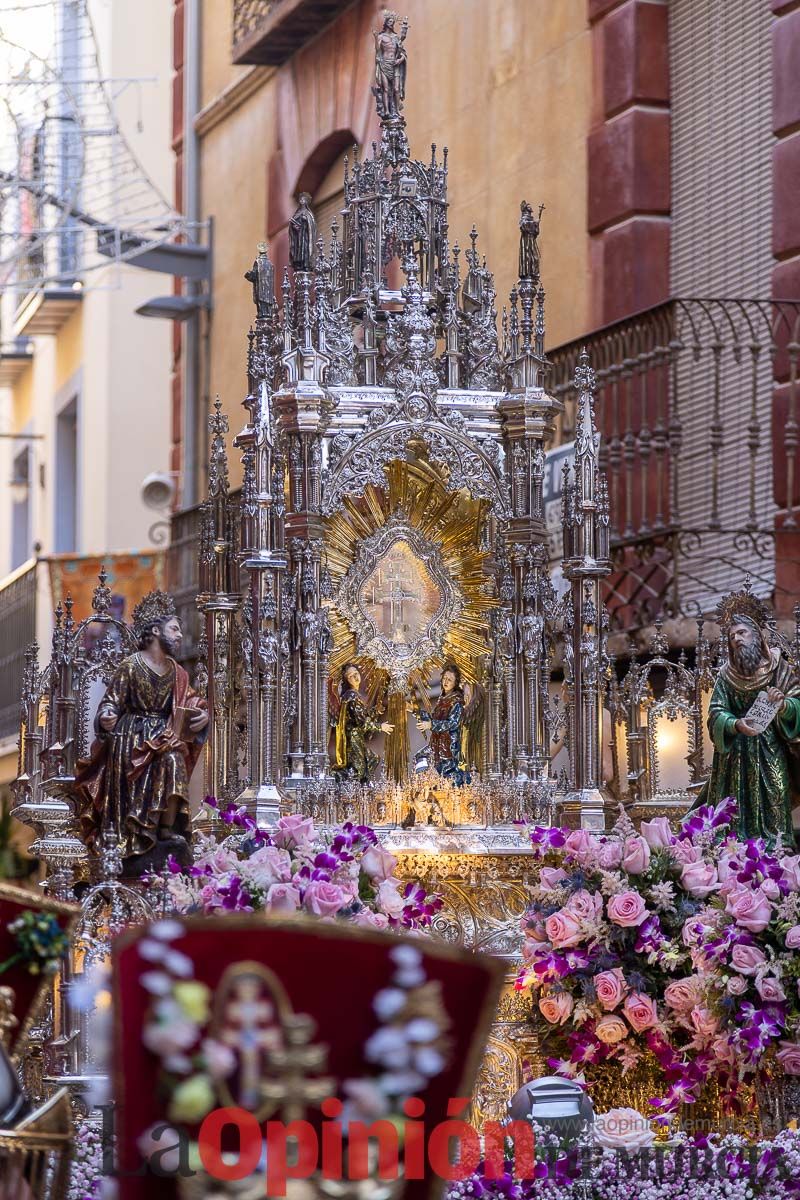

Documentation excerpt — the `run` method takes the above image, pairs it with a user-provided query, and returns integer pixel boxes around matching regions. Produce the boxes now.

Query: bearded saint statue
[699,592,800,844]
[76,591,209,873]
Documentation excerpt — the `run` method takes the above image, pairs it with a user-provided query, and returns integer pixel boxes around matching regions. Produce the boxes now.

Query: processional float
[3,11,756,1184]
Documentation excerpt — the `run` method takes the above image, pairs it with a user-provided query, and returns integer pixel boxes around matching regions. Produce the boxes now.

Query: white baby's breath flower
[404,1017,439,1043]
[149,920,185,942]
[390,945,422,968]
[413,1046,445,1076]
[373,987,406,1021]
[140,971,172,996]
[138,939,167,963]
[163,949,193,977]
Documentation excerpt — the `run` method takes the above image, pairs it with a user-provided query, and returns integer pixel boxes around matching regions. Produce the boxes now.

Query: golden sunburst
[323,446,496,779]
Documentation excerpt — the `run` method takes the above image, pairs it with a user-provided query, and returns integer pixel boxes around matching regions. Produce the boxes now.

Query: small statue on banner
[76,591,209,875]
[696,583,800,844]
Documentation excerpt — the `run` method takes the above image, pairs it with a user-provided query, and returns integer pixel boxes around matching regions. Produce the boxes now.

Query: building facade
[169,0,800,648]
[0,0,175,784]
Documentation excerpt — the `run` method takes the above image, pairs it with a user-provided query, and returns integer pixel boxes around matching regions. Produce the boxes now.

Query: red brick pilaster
[771,2,800,610]
[587,0,670,326]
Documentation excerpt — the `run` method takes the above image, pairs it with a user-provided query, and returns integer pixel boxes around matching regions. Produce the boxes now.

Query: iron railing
[548,298,800,630]
[0,561,36,741]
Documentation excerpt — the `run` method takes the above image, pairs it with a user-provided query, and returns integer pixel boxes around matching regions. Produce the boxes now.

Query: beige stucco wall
[197,0,592,471]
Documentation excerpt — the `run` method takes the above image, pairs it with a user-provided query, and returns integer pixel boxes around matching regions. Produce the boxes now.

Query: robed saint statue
[330,662,394,783]
[76,591,209,872]
[699,590,800,844]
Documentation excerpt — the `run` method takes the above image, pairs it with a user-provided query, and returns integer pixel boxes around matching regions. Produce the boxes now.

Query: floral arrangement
[67,1120,103,1200]
[155,798,442,931]
[0,909,70,976]
[446,1120,800,1200]
[517,797,800,1112]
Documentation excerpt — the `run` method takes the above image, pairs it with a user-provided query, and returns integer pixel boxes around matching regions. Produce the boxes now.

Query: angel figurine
[416,662,484,787]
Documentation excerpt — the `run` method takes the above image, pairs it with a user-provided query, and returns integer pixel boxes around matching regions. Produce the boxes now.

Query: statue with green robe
[700,596,800,844]
[330,663,393,783]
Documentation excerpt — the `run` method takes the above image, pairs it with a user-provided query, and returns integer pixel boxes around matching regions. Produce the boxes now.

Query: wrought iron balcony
[232,0,354,66]
[548,298,800,632]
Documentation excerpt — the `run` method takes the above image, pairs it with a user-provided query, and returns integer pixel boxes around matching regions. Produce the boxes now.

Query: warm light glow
[653,712,691,793]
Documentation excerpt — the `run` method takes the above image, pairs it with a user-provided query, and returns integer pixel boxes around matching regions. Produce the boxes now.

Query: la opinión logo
[100,1098,536,1194]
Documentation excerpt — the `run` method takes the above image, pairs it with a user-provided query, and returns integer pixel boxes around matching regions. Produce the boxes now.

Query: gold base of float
[393,838,543,1127]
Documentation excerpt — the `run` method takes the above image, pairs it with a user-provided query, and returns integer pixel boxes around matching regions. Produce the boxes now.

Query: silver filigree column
[559,350,612,829]
[235,245,288,824]
[497,217,562,778]
[198,398,241,802]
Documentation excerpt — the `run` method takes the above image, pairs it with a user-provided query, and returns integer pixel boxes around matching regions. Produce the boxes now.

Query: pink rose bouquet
[519,796,800,1112]
[154,797,442,932]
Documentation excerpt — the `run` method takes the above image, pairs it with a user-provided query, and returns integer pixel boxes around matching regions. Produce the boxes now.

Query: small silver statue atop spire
[244,241,275,318]
[288,193,317,273]
[518,200,545,283]
[372,10,408,120]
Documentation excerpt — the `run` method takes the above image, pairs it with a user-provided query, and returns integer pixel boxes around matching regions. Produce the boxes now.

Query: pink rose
[595,968,627,1011]
[266,882,300,912]
[786,926,800,950]
[622,836,651,875]
[730,943,766,976]
[711,1035,737,1069]
[725,886,772,933]
[539,867,568,891]
[762,879,781,901]
[594,1107,655,1151]
[640,818,674,851]
[755,975,786,1003]
[376,879,406,918]
[777,1042,800,1075]
[564,889,603,922]
[303,880,346,917]
[607,890,648,928]
[664,977,702,1012]
[360,845,398,882]
[538,991,574,1025]
[781,855,800,890]
[241,845,292,888]
[623,991,658,1033]
[726,975,747,996]
[545,909,584,949]
[564,829,600,865]
[670,839,701,865]
[353,909,390,930]
[690,1006,719,1038]
[597,839,624,869]
[595,1014,629,1045]
[680,862,719,899]
[273,814,315,849]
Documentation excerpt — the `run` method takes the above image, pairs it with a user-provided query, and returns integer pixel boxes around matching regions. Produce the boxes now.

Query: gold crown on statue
[715,575,771,632]
[132,590,177,639]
